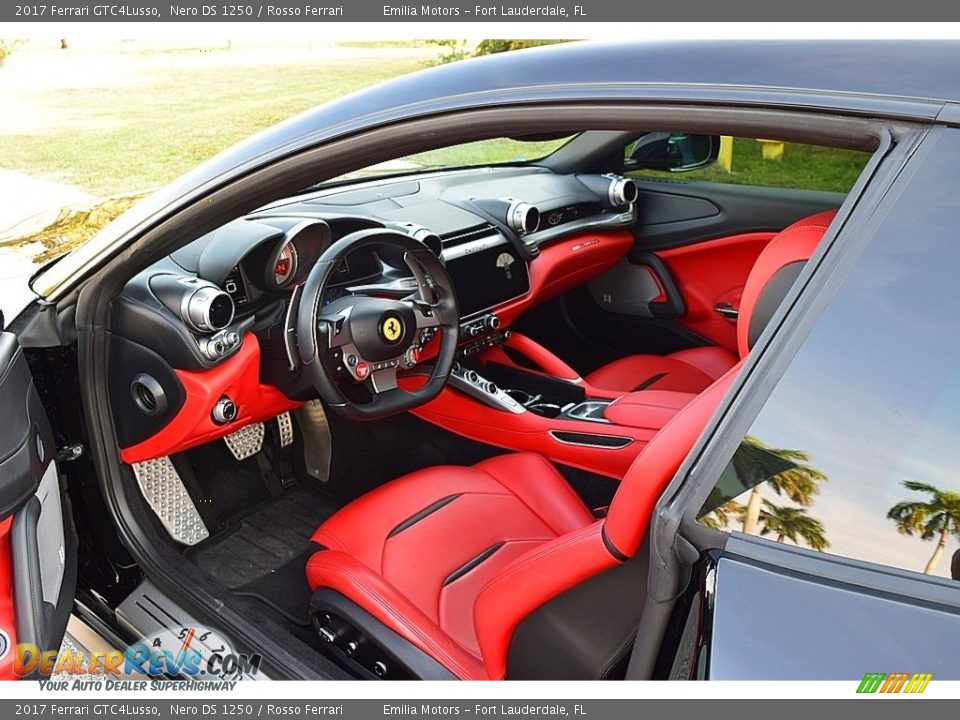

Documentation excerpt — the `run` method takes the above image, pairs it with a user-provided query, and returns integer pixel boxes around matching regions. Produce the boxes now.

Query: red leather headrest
[737,210,837,358]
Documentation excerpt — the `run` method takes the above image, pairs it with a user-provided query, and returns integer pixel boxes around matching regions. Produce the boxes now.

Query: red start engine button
[355,362,369,380]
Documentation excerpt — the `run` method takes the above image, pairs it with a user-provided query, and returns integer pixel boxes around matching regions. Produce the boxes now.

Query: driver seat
[305,211,834,679]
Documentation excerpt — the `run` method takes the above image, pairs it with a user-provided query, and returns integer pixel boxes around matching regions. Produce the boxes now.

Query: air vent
[440,222,497,248]
[131,373,168,416]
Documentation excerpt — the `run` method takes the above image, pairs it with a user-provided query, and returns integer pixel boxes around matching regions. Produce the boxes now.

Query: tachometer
[273,240,299,287]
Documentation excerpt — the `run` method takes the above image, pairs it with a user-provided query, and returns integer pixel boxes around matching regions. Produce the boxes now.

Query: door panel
[701,550,960,679]
[655,232,776,352]
[629,179,845,252]
[0,328,75,679]
[518,180,845,366]
[580,179,845,352]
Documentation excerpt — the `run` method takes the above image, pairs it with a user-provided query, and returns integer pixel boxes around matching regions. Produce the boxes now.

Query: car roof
[341,39,960,108]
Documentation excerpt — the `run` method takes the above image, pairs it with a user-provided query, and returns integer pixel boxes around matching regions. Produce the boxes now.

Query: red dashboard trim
[495,230,633,326]
[120,334,301,464]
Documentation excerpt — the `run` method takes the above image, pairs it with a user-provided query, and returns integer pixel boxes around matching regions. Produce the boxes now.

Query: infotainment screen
[445,237,530,318]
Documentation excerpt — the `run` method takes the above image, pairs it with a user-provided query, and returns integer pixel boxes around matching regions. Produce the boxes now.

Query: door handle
[714,302,739,321]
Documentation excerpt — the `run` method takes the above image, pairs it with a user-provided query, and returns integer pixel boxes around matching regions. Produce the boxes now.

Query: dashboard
[111,166,638,459]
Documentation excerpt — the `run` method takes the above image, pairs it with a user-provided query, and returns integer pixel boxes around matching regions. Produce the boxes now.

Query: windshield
[324,136,575,185]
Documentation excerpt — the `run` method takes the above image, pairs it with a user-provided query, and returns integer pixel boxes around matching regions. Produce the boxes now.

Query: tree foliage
[758,500,830,551]
[740,435,828,505]
[428,39,569,65]
[888,481,960,540]
[700,500,746,530]
[473,40,568,56]
[888,481,960,574]
[0,39,20,67]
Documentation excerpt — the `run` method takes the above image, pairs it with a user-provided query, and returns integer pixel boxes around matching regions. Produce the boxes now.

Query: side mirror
[625,132,719,172]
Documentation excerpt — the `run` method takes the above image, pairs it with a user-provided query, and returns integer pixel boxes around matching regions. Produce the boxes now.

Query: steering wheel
[296,229,460,421]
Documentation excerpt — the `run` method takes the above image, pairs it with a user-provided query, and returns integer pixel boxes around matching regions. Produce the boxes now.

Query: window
[323,136,575,185]
[698,129,960,580]
[629,136,870,194]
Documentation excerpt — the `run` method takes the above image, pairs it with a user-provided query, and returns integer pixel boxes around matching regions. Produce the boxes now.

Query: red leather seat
[583,211,838,394]
[305,209,835,679]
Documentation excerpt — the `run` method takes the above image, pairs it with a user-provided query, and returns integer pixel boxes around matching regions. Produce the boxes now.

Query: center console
[458,312,509,357]
[409,329,699,478]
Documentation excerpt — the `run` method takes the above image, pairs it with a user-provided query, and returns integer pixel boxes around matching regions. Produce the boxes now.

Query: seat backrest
[737,209,837,359]
[604,209,836,557]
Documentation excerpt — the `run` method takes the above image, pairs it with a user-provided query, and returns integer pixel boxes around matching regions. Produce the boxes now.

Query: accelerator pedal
[277,411,294,448]
[132,457,210,546]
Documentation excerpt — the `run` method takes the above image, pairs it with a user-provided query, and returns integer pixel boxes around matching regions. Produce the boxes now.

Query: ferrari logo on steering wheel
[380,315,404,343]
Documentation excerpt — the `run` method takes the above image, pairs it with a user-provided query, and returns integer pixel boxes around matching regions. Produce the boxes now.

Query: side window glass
[628,136,870,193]
[698,130,960,580]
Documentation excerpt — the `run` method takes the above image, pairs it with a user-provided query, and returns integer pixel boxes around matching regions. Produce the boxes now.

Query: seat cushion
[306,453,594,678]
[585,346,738,394]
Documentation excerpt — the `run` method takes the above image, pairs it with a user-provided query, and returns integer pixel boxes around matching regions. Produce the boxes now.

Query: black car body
[2,40,959,682]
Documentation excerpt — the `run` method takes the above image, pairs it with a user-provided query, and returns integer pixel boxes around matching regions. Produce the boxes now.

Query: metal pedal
[132,457,209,546]
[277,412,294,448]
[295,400,332,483]
[223,422,265,460]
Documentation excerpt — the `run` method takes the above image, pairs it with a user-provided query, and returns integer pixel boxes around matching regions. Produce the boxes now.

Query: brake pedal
[132,457,210,546]
[223,422,265,460]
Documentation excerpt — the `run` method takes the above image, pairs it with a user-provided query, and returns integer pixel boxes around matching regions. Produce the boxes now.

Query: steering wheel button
[355,362,369,379]
[346,354,358,367]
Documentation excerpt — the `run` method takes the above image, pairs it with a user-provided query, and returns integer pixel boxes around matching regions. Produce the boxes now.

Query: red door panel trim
[0,516,18,680]
[656,232,777,353]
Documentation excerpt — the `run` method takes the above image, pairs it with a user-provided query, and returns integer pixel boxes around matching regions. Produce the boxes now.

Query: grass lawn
[0,49,873,266]
[0,51,430,197]
[635,138,870,194]
[1,48,871,200]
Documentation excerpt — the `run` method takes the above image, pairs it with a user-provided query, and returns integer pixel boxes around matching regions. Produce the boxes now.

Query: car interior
[87,128,869,680]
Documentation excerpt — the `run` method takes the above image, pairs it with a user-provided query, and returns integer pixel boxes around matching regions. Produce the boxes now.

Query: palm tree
[739,436,828,534]
[887,481,960,575]
[758,500,830,551]
[700,500,746,530]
